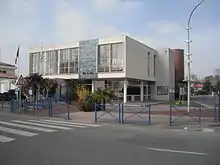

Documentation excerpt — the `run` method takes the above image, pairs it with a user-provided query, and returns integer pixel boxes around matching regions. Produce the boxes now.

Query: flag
[15,45,20,64]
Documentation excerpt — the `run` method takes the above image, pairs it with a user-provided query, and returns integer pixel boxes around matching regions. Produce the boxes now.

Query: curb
[182,126,203,131]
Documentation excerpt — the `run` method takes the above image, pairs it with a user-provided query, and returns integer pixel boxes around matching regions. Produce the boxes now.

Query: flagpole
[16,45,21,112]
[17,45,20,78]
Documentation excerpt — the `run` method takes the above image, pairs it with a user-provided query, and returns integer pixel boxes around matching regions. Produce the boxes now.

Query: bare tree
[43,78,57,99]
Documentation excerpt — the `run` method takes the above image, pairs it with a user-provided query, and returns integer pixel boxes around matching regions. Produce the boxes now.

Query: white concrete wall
[125,36,156,81]
[155,48,175,101]
[0,79,16,93]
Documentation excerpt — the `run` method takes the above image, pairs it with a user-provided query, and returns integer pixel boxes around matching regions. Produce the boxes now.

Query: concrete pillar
[92,80,95,93]
[123,79,127,103]
[140,81,144,102]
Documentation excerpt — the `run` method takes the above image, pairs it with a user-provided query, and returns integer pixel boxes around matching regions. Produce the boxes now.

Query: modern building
[0,62,17,93]
[29,35,178,102]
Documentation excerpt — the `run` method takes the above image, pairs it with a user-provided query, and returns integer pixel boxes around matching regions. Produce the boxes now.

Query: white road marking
[0,126,37,137]
[42,120,100,127]
[11,120,72,130]
[28,120,86,128]
[0,121,56,132]
[147,147,207,156]
[0,135,15,143]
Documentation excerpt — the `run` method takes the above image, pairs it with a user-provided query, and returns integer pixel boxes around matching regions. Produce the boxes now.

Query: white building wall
[155,48,175,101]
[0,79,16,93]
[125,36,156,81]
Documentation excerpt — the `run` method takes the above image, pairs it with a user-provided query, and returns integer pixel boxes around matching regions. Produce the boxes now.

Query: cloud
[0,0,219,78]
[52,1,122,43]
[92,0,144,11]
[0,0,41,75]
[143,21,220,76]
[146,20,183,35]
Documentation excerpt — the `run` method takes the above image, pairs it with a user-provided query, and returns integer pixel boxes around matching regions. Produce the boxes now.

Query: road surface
[0,113,219,165]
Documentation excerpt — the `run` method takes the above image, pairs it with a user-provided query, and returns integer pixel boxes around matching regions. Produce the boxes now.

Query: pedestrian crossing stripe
[0,121,55,132]
[28,120,87,128]
[0,126,37,137]
[0,135,15,143]
[0,119,100,144]
[41,120,100,127]
[11,120,72,130]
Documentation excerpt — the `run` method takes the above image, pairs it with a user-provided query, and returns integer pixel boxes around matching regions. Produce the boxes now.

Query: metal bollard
[67,102,70,120]
[94,103,97,123]
[169,105,172,126]
[118,103,121,123]
[10,99,14,113]
[48,99,51,117]
[121,103,124,124]
[148,104,151,125]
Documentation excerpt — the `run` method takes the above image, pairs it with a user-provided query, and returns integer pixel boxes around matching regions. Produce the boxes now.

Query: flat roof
[0,62,15,68]
[29,35,156,53]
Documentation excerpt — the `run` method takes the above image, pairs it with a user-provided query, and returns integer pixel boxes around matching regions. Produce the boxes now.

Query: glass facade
[78,39,98,79]
[69,48,79,73]
[98,44,110,72]
[111,43,123,72]
[30,52,41,74]
[45,50,58,75]
[98,42,124,72]
[29,41,124,76]
[60,49,69,74]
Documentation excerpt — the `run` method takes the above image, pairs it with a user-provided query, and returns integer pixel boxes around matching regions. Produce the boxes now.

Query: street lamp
[186,0,205,112]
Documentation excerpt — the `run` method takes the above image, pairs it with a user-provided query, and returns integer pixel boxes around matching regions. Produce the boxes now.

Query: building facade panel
[125,36,156,80]
[171,49,184,99]
[155,48,175,101]
[79,39,98,79]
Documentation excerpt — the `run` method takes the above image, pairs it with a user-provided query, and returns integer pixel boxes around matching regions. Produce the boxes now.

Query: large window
[38,52,44,75]
[97,42,124,73]
[60,49,69,74]
[45,50,58,75]
[32,52,41,74]
[69,48,79,73]
[157,86,168,95]
[98,44,110,72]
[29,53,34,74]
[111,43,123,72]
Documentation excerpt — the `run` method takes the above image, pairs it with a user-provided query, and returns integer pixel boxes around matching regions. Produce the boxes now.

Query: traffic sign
[16,75,25,86]
[29,89,33,96]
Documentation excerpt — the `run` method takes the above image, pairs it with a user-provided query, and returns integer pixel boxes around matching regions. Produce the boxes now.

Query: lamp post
[186,0,205,112]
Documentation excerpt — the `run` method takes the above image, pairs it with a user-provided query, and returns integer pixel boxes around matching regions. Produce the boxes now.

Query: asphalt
[0,112,220,165]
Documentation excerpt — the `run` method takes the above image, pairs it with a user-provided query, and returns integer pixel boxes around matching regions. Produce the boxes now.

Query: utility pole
[218,91,220,122]
[186,0,205,112]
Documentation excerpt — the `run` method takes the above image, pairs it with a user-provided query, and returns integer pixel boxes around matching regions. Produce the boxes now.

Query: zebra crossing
[0,119,100,143]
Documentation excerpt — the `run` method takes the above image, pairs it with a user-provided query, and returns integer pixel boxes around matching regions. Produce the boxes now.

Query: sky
[0,0,219,78]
